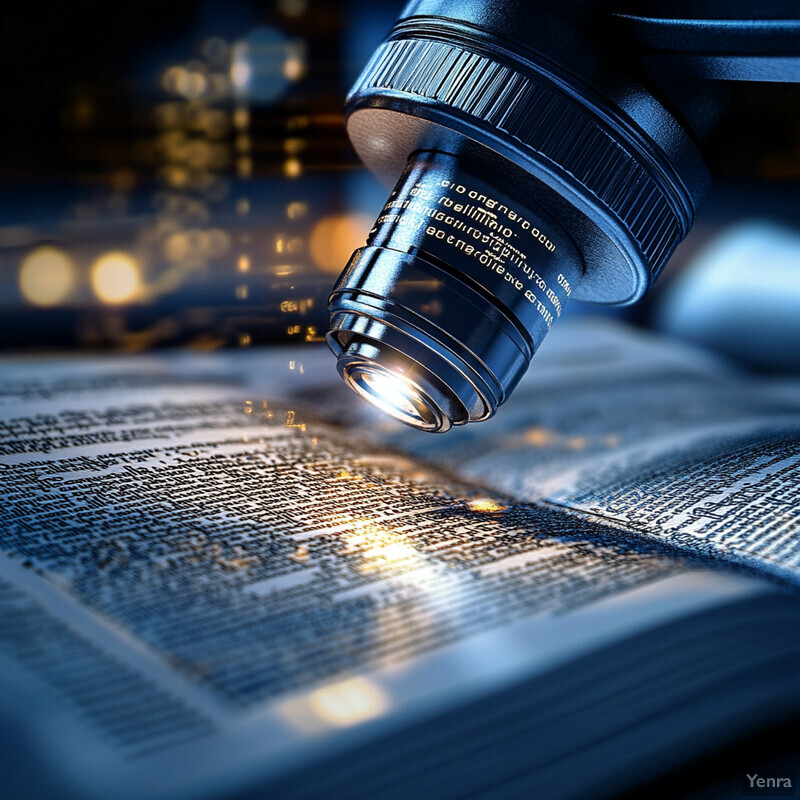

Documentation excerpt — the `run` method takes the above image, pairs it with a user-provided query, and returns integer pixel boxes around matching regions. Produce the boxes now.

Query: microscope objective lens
[326,1,726,431]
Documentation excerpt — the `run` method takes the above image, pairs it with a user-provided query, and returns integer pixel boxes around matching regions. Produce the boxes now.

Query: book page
[0,350,755,799]
[364,319,800,584]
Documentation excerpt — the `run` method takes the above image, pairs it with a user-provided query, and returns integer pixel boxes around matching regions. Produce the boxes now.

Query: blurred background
[1,0,799,371]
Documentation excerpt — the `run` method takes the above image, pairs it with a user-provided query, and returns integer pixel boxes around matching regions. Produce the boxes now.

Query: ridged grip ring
[346,28,710,303]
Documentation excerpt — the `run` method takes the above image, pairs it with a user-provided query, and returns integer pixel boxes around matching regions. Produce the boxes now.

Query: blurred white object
[657,221,800,372]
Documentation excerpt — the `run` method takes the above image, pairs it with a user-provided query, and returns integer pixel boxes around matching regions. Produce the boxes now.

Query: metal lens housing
[328,150,583,433]
[328,0,714,432]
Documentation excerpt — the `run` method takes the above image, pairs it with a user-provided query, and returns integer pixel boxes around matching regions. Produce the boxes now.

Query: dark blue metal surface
[607,1,800,81]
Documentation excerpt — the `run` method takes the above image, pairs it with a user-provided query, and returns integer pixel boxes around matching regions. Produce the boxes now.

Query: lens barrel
[327,0,712,431]
[328,150,581,432]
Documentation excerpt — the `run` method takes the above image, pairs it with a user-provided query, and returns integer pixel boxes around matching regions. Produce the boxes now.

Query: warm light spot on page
[334,519,418,572]
[524,427,554,446]
[279,677,390,733]
[467,498,506,513]
[308,677,389,726]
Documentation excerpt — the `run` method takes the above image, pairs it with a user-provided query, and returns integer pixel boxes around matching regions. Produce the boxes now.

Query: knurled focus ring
[348,35,697,278]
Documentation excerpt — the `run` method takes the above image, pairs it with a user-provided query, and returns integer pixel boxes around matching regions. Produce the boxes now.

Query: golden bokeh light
[283,157,302,178]
[233,107,250,129]
[308,677,389,727]
[286,201,307,220]
[283,137,305,155]
[308,213,372,274]
[279,676,390,734]
[90,252,142,304]
[162,229,230,264]
[18,246,76,306]
[161,65,208,99]
[237,157,253,178]
[163,232,191,263]
[283,55,305,81]
[524,427,554,447]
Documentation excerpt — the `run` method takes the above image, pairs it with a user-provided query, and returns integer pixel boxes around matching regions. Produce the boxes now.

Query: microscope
[325,1,800,431]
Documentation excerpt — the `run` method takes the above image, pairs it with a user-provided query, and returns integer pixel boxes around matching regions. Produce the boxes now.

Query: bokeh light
[161,65,209,99]
[283,43,306,81]
[283,157,302,178]
[278,0,308,17]
[286,201,308,220]
[18,246,76,306]
[309,213,372,274]
[230,27,291,104]
[90,252,142,304]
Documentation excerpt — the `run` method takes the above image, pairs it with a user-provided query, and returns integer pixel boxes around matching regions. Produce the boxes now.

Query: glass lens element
[345,364,439,431]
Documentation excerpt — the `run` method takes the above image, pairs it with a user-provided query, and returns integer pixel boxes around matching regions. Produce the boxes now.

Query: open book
[2,318,800,800]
